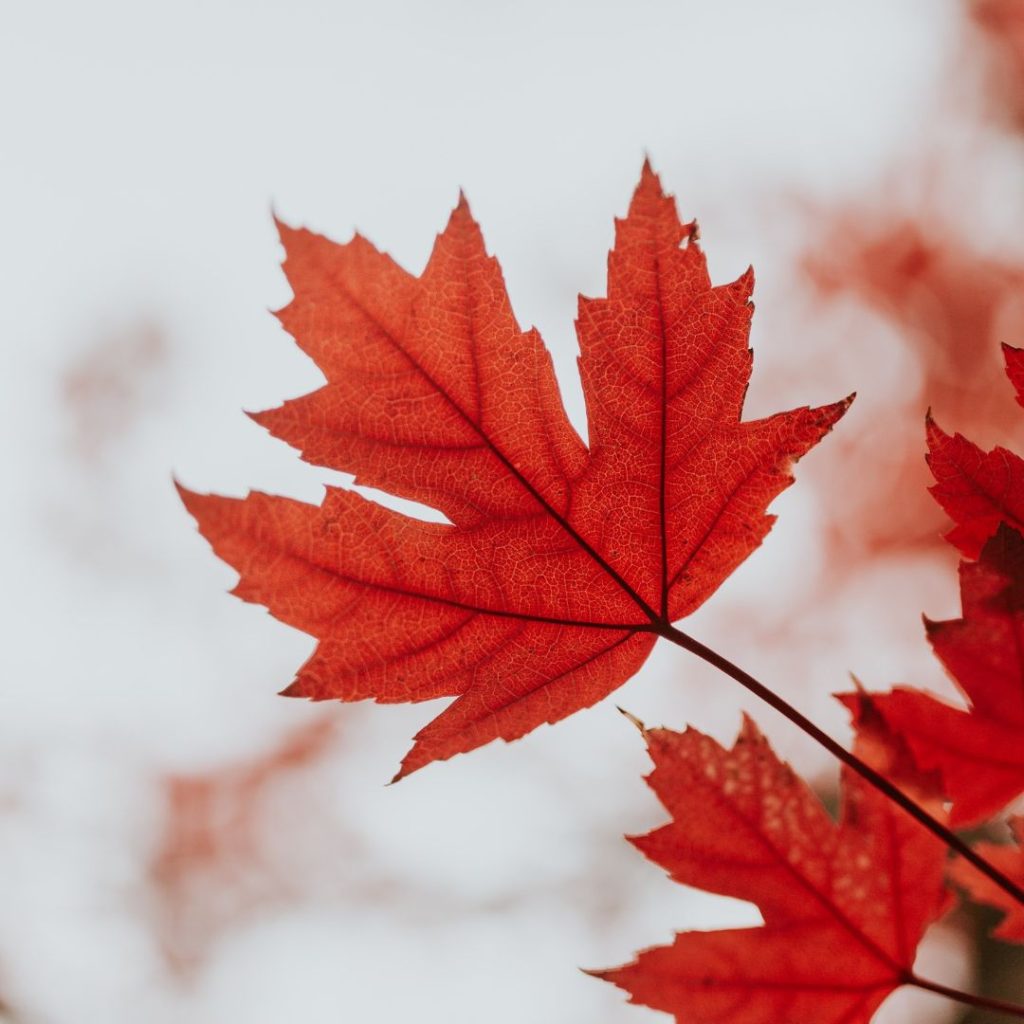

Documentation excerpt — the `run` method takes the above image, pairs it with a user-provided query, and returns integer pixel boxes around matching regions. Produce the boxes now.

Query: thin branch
[910,974,1024,1019]
[660,623,1024,911]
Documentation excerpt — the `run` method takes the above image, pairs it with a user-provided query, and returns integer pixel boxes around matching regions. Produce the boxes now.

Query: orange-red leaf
[950,817,1024,942]
[867,524,1024,826]
[927,344,1024,558]
[180,165,848,778]
[594,716,948,1024]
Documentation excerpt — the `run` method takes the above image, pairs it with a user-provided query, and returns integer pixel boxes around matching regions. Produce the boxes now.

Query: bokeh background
[3,1,1024,1020]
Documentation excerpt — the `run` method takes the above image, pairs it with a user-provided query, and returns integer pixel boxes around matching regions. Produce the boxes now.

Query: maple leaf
[179,164,848,779]
[950,816,1024,942]
[928,343,1024,558]
[866,523,1024,826]
[593,715,948,1024]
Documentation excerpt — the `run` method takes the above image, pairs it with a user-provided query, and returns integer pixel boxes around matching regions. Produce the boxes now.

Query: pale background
[2,1,1022,1021]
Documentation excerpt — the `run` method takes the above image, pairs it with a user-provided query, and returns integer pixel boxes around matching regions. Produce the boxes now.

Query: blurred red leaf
[804,214,1024,562]
[62,319,167,461]
[807,222,1024,410]
[150,718,339,971]
[951,817,1024,942]
[180,165,848,779]
[970,0,1024,128]
[594,715,948,1024]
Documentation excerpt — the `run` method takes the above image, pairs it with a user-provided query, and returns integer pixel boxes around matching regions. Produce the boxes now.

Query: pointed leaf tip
[441,190,480,240]
[730,265,755,298]
[637,158,664,194]
[924,409,950,442]
[273,213,300,243]
[617,706,647,733]
[175,479,204,515]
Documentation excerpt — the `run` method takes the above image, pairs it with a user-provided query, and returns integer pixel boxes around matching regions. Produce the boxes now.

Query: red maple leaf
[860,524,1024,826]
[928,344,1024,558]
[950,816,1024,942]
[179,165,848,779]
[593,715,949,1024]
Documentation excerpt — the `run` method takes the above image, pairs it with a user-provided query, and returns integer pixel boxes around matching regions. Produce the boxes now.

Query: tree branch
[661,624,1024,911]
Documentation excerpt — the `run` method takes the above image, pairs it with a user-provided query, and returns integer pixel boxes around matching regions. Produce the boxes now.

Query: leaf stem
[909,974,1024,1019]
[661,624,1024,911]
